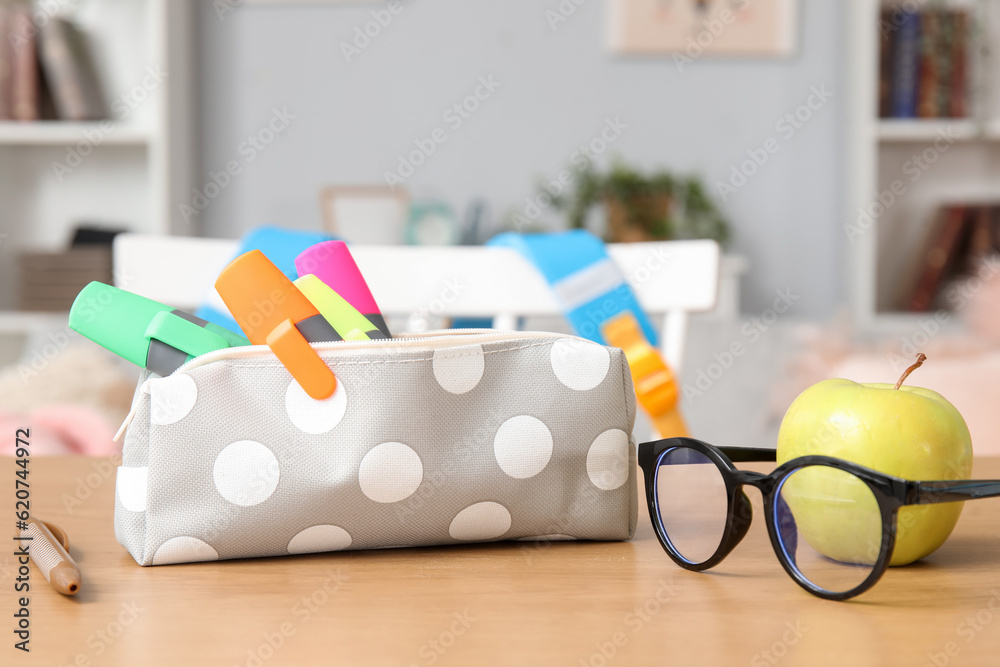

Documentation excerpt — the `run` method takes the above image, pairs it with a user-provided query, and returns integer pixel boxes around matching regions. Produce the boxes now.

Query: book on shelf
[9,6,38,121]
[877,9,896,118]
[0,11,106,123]
[916,9,938,118]
[907,204,1000,312]
[890,9,921,118]
[879,7,970,120]
[935,10,956,119]
[967,206,996,262]
[0,7,12,120]
[949,10,968,118]
[38,17,107,121]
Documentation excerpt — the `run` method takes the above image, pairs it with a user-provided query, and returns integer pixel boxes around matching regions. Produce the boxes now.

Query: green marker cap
[69,282,249,373]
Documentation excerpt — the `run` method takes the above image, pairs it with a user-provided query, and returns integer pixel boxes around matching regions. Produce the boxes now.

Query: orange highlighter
[602,312,689,438]
[215,250,339,400]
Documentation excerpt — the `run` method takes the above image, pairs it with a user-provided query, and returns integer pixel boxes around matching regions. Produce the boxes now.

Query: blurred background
[2,0,999,455]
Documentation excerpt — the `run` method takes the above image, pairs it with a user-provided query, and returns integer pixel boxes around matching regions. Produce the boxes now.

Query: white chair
[112,234,720,376]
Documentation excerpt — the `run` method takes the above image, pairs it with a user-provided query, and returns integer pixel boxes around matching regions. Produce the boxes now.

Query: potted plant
[549,163,730,245]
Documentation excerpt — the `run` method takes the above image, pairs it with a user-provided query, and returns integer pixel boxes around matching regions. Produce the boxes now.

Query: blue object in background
[197,226,337,333]
[450,317,498,330]
[890,10,921,118]
[488,230,657,346]
[404,200,460,246]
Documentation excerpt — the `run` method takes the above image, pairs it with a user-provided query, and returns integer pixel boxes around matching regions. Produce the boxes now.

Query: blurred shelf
[849,1,1000,327]
[0,0,193,250]
[868,310,965,335]
[0,311,68,334]
[876,119,983,142]
[0,122,151,146]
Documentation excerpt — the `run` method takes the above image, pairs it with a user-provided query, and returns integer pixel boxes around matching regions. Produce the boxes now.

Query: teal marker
[69,282,250,376]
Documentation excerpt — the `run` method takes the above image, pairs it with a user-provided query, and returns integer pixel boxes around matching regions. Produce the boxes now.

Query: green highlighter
[69,281,250,376]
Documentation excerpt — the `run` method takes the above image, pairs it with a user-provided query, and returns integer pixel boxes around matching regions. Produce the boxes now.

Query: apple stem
[895,353,927,390]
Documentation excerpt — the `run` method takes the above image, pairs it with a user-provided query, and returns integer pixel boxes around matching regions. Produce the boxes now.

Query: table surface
[4,455,1000,667]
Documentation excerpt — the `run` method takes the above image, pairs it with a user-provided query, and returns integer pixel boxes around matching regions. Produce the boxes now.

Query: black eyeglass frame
[638,437,1000,601]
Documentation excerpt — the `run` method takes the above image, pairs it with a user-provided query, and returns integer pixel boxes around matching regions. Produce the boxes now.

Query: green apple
[776,355,973,566]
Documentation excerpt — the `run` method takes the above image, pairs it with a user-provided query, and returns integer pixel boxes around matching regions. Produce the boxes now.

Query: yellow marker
[293,274,387,342]
[602,313,689,438]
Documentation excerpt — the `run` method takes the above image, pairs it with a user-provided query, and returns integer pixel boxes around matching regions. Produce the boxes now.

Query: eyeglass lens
[655,447,887,594]
[655,447,729,564]
[775,465,885,594]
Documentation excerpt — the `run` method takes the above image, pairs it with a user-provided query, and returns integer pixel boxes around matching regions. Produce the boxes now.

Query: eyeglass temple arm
[717,447,777,463]
[911,480,1000,505]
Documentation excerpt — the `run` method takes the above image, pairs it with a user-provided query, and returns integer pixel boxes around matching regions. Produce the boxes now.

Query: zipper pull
[114,380,150,442]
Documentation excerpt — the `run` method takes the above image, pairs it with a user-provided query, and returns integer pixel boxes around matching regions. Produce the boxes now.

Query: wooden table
[5,456,1000,667]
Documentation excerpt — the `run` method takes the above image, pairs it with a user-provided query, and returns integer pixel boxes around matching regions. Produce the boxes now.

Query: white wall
[195,0,846,318]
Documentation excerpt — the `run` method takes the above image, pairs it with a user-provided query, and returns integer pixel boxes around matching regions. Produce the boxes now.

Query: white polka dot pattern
[550,338,610,390]
[152,536,219,565]
[449,502,512,541]
[287,525,353,554]
[493,415,553,479]
[116,466,148,512]
[587,429,631,490]
[285,377,348,434]
[213,441,280,506]
[358,442,423,504]
[516,534,577,541]
[432,345,485,394]
[149,374,198,425]
[116,334,637,566]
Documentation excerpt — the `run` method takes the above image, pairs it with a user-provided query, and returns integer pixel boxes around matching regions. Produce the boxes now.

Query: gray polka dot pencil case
[113,330,638,566]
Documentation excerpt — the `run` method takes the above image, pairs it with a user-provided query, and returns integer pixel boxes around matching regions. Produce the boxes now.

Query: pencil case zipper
[115,329,591,439]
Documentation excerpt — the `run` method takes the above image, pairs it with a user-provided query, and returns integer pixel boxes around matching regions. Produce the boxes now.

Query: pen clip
[265,319,337,400]
[145,311,230,359]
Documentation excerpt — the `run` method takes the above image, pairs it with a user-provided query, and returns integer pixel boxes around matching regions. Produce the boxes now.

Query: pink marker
[295,241,391,338]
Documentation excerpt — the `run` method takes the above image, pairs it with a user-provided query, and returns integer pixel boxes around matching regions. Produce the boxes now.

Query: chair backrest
[113,234,720,373]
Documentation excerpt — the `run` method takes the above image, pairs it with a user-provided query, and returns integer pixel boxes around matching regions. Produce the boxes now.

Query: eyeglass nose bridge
[713,471,780,563]
[711,489,753,563]
[732,468,773,489]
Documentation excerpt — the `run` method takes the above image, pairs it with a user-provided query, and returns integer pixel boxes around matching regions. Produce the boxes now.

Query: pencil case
[113,330,638,565]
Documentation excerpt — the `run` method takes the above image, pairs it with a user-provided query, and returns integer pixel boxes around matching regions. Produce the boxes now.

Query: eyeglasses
[638,437,1000,601]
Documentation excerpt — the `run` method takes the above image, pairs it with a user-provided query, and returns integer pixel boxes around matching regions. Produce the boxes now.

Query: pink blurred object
[0,342,135,455]
[959,256,1000,344]
[0,405,119,456]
